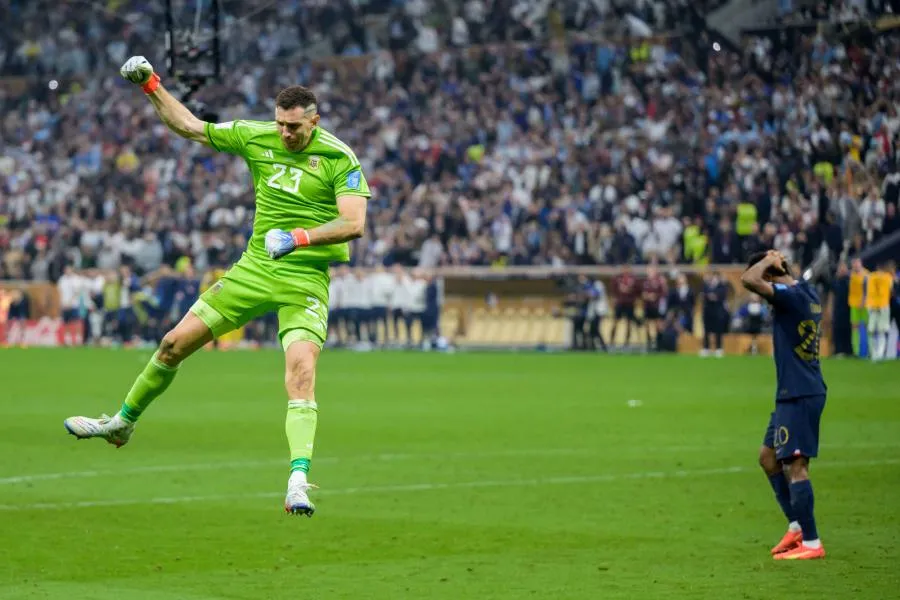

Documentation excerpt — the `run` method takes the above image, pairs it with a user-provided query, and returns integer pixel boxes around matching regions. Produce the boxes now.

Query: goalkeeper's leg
[65,255,272,446]
[124,311,214,416]
[273,268,329,516]
[64,310,216,446]
[283,336,321,516]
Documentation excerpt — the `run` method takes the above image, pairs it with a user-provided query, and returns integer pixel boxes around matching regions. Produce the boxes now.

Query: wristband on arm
[291,228,311,247]
[142,72,161,94]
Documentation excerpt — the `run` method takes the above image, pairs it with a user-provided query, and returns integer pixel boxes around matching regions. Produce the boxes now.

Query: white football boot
[284,472,317,517]
[64,413,135,448]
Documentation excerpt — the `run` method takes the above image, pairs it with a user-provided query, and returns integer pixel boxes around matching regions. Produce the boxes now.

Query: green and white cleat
[64,413,135,448]
[284,473,317,517]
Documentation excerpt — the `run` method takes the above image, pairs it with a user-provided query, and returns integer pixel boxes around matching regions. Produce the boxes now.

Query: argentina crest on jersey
[308,156,320,171]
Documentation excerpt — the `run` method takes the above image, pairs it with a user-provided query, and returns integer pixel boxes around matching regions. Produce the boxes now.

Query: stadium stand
[1,0,898,352]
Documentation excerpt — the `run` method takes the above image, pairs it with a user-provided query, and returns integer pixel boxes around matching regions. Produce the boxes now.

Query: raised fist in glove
[120,56,155,85]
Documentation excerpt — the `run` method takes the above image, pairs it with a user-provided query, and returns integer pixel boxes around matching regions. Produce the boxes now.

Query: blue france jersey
[770,281,827,401]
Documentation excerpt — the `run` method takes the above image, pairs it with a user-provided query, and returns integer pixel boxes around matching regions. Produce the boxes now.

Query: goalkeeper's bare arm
[119,56,208,146]
[146,86,209,145]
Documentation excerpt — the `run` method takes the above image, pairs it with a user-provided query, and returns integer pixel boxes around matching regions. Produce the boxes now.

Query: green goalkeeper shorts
[190,253,330,350]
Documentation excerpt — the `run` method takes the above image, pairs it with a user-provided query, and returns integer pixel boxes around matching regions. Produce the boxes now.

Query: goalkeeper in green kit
[64,56,370,517]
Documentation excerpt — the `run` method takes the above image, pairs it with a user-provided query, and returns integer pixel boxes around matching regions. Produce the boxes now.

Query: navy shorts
[763,395,826,461]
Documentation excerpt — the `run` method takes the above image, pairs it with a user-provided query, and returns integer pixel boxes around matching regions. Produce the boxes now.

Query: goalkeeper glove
[120,56,161,94]
[265,228,311,260]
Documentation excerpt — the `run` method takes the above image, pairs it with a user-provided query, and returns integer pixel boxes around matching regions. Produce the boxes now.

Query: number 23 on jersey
[266,163,303,194]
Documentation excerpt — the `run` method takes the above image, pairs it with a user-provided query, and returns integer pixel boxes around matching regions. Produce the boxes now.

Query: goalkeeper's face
[275,106,320,152]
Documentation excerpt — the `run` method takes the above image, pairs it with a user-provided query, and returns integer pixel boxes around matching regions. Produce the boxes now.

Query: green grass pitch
[0,349,898,599]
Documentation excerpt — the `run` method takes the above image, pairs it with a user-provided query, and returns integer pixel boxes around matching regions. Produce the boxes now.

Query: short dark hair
[747,250,788,277]
[275,86,317,111]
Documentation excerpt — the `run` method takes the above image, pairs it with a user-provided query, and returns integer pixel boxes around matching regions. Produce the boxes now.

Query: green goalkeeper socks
[286,400,318,474]
[118,353,179,423]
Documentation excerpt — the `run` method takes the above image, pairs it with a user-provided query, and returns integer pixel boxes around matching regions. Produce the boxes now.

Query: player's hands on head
[120,56,154,85]
[766,250,788,275]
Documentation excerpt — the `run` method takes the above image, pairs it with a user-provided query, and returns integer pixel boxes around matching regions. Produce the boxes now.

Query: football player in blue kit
[741,250,827,560]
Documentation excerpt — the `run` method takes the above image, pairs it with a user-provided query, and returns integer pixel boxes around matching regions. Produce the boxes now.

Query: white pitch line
[2,441,898,487]
[0,446,709,486]
[0,449,595,486]
[0,460,280,486]
[0,458,897,512]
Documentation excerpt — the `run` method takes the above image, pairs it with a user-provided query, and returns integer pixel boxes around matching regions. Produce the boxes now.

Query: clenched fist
[120,56,154,85]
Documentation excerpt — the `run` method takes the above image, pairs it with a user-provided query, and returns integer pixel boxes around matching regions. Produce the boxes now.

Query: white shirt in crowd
[57,272,100,311]
[357,274,374,310]
[119,280,132,309]
[773,230,795,264]
[451,16,469,46]
[419,237,443,268]
[341,274,364,310]
[492,215,513,253]
[367,270,395,308]
[859,193,886,237]
[406,277,428,314]
[57,273,81,310]
[329,274,345,311]
[653,216,682,253]
[416,25,439,53]
[626,215,650,247]
[391,274,413,312]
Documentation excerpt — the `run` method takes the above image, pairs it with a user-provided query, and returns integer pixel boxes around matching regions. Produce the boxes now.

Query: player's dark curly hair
[747,250,789,277]
[275,86,318,111]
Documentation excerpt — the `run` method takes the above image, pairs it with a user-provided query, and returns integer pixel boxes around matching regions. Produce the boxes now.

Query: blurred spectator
[830,261,853,356]
[611,265,640,347]
[666,272,696,334]
[422,272,443,347]
[406,270,428,345]
[343,269,366,343]
[568,274,591,350]
[367,265,394,346]
[656,312,681,352]
[586,275,610,351]
[390,266,415,345]
[641,262,668,350]
[0,287,29,327]
[701,269,729,357]
[734,293,770,355]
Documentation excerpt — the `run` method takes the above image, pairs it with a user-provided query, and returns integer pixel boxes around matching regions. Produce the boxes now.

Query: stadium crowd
[770,0,900,25]
[1,0,732,77]
[1,0,899,348]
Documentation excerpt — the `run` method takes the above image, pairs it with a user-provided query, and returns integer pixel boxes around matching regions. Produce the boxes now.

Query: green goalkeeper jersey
[204,121,370,268]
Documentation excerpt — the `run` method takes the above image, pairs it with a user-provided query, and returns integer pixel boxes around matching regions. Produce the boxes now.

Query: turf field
[0,349,898,599]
